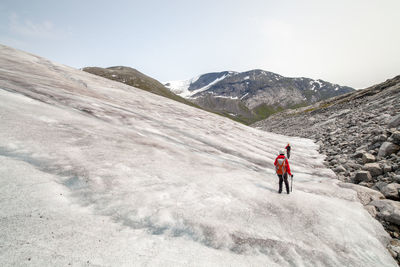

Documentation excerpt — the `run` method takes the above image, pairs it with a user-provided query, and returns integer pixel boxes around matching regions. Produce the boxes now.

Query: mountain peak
[165,69,355,124]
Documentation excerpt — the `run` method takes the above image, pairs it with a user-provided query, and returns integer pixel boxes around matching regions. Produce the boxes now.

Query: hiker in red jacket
[274,150,293,194]
[285,143,291,159]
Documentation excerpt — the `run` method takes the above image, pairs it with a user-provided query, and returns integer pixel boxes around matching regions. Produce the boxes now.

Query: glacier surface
[0,44,396,266]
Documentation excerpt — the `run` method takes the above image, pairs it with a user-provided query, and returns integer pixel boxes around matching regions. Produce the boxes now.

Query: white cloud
[8,13,63,39]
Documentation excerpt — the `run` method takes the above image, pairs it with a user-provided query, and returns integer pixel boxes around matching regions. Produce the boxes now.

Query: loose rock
[362,153,376,163]
[363,163,383,177]
[391,131,400,145]
[378,142,400,158]
[380,183,400,200]
[370,199,400,226]
[388,114,400,129]
[354,171,373,184]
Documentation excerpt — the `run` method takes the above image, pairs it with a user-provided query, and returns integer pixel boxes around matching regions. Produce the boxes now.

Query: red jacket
[274,155,292,176]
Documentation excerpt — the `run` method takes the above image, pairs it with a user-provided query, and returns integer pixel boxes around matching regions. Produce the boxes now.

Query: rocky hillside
[165,70,354,124]
[83,66,200,109]
[253,75,400,259]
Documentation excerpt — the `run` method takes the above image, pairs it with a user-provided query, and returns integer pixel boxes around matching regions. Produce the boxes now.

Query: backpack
[276,157,286,175]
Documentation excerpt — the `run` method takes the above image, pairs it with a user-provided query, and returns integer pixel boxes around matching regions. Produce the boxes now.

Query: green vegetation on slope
[83,66,200,109]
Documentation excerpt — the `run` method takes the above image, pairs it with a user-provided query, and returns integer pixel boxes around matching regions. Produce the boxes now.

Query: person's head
[279,150,285,155]
[288,143,290,146]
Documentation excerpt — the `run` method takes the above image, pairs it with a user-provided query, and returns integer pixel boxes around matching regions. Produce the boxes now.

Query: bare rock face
[363,163,383,177]
[378,142,400,158]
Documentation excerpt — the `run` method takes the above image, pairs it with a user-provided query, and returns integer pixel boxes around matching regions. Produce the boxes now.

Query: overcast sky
[0,0,399,88]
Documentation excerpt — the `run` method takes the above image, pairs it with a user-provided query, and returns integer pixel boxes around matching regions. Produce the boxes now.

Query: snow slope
[0,44,396,266]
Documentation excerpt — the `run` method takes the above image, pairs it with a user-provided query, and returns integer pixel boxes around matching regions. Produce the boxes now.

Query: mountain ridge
[164,69,355,124]
[82,66,202,109]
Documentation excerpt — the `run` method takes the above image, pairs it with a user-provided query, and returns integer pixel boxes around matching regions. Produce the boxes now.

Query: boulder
[353,150,366,158]
[378,142,400,158]
[379,183,400,200]
[388,239,400,259]
[370,199,400,226]
[354,171,373,184]
[339,182,384,205]
[376,181,388,191]
[346,161,362,170]
[391,131,400,145]
[359,181,374,188]
[383,164,393,173]
[393,164,399,171]
[362,153,376,164]
[372,134,387,144]
[333,165,346,173]
[363,163,383,177]
[388,114,400,128]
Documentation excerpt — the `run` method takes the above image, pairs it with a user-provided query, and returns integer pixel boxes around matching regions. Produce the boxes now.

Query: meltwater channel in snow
[0,44,396,266]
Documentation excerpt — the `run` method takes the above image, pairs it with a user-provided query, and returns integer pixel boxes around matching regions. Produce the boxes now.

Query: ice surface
[0,44,396,266]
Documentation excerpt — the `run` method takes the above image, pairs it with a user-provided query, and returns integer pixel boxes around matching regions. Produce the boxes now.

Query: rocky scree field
[253,75,400,260]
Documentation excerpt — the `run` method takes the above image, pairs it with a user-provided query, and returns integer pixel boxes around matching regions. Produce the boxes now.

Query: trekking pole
[291,175,293,192]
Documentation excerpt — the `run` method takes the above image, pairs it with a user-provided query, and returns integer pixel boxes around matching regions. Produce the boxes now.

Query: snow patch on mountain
[165,73,230,98]
[163,77,196,96]
[240,92,249,100]
[213,94,239,100]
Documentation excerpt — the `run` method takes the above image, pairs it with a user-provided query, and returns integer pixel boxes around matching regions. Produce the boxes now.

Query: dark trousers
[287,150,291,159]
[278,173,289,194]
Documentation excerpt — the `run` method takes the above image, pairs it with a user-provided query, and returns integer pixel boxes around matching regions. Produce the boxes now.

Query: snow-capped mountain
[0,44,396,266]
[165,70,354,124]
